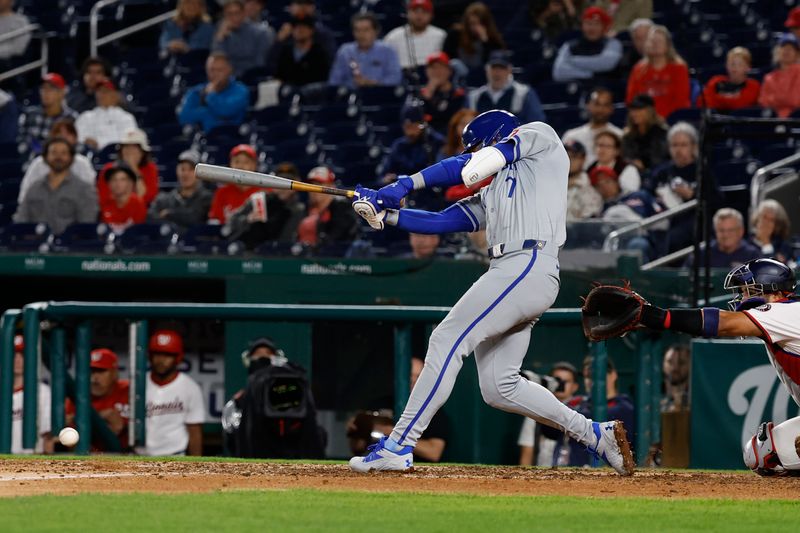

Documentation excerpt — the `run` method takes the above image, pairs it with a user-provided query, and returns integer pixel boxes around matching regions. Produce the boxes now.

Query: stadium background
[0,0,798,469]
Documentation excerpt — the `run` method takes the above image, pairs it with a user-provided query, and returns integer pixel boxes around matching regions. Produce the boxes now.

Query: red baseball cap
[90,348,118,370]
[148,329,184,363]
[426,51,450,66]
[785,7,800,28]
[589,165,619,185]
[13,334,23,352]
[230,144,257,160]
[95,78,117,91]
[42,73,66,90]
[408,0,433,12]
[582,6,612,30]
[307,166,335,184]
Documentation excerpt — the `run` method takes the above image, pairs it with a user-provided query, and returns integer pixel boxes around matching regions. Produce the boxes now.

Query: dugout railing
[0,302,662,464]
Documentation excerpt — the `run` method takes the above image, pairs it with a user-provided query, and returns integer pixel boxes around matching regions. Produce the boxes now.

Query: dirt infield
[0,459,798,499]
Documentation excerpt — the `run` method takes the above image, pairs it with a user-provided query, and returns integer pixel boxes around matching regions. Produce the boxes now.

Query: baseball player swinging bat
[195,163,355,198]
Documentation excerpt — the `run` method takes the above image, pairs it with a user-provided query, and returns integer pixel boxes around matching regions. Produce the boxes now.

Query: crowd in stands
[0,0,798,266]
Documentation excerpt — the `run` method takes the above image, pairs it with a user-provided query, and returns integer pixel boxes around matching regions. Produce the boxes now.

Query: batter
[349,109,635,475]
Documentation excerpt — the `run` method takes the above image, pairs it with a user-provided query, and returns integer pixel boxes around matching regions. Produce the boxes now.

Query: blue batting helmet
[723,258,796,310]
[461,110,519,153]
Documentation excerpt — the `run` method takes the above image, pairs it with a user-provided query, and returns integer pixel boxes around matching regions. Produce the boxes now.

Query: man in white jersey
[616,258,800,476]
[11,334,53,454]
[138,330,205,456]
[348,109,635,475]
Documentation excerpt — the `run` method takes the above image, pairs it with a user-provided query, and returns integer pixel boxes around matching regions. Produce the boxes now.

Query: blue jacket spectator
[159,0,214,55]
[328,12,402,89]
[178,53,249,133]
[212,0,273,77]
[552,6,623,82]
[467,51,545,123]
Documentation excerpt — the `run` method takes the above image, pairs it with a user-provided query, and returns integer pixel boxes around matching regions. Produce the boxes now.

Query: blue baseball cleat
[587,420,635,476]
[349,436,415,473]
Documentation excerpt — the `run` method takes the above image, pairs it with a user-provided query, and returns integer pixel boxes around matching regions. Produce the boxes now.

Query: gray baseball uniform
[390,122,596,448]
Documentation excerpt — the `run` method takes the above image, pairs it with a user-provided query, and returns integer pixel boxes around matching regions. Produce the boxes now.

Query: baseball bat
[195,163,355,198]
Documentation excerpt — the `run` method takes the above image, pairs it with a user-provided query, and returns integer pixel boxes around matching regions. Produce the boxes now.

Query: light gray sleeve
[76,183,99,223]
[455,193,486,232]
[504,122,563,162]
[13,196,31,223]
[73,155,98,187]
[18,156,45,203]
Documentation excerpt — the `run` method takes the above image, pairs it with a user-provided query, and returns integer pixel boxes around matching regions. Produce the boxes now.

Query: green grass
[0,489,794,533]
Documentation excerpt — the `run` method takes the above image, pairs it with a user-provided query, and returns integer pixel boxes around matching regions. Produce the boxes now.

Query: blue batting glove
[353,184,382,211]
[376,175,413,209]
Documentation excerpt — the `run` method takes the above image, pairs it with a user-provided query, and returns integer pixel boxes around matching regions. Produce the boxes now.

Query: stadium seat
[0,223,51,252]
[114,223,178,254]
[49,223,112,253]
[180,224,243,255]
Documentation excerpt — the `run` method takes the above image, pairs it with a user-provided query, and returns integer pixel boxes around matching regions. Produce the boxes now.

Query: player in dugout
[582,258,800,476]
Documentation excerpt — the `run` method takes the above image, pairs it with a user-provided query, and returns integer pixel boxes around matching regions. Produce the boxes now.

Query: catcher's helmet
[148,329,184,363]
[724,258,796,309]
[462,109,519,153]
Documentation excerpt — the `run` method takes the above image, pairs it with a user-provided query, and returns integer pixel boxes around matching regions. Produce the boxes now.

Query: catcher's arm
[641,305,764,339]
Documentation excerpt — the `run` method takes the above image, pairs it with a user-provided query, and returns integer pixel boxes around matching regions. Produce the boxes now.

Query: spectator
[552,6,622,82]
[618,18,653,75]
[594,0,652,36]
[420,52,466,134]
[625,25,690,119]
[758,33,800,118]
[66,57,115,114]
[224,337,326,458]
[11,335,53,454]
[0,0,31,60]
[529,0,580,42]
[684,208,762,269]
[212,0,272,77]
[786,7,800,41]
[208,144,264,224]
[18,119,95,203]
[178,52,249,133]
[467,51,546,124]
[159,0,214,56]
[588,130,640,193]
[443,2,505,72]
[562,87,623,167]
[564,140,602,220]
[403,233,445,259]
[148,150,213,230]
[644,121,702,252]
[660,345,690,413]
[518,361,580,466]
[438,109,486,203]
[13,137,99,234]
[749,199,792,263]
[698,47,760,110]
[328,13,402,89]
[273,0,337,59]
[296,166,358,248]
[590,165,660,222]
[621,93,668,172]
[347,357,448,462]
[96,128,159,206]
[64,348,131,452]
[75,79,138,150]
[139,330,204,456]
[19,73,77,149]
[384,0,446,70]
[0,88,18,144]
[274,15,331,87]
[100,164,147,233]
[566,141,603,220]
[243,0,273,31]
[382,104,444,175]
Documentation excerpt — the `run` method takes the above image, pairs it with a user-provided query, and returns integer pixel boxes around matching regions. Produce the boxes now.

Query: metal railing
[0,24,48,83]
[0,302,640,461]
[641,245,697,271]
[90,0,176,57]
[750,151,800,213]
[602,199,698,252]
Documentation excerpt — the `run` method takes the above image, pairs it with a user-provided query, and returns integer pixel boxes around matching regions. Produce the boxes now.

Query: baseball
[58,427,80,447]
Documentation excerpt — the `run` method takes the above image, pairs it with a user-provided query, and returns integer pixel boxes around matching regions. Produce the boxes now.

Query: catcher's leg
[744,416,800,476]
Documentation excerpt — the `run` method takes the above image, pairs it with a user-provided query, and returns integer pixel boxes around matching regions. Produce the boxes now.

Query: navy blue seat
[253,241,298,257]
[304,104,360,127]
[50,223,111,253]
[115,223,177,254]
[0,223,51,252]
[0,202,16,225]
[535,81,582,106]
[180,225,243,255]
[545,106,584,134]
[667,107,702,126]
[357,86,406,108]
[250,105,292,126]
[758,144,799,164]
[274,138,317,162]
[713,159,760,191]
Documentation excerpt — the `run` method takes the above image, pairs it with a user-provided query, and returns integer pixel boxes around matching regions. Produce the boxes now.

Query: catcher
[582,257,800,476]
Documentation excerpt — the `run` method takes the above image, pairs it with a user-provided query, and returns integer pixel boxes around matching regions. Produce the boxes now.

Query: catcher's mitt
[581,282,650,342]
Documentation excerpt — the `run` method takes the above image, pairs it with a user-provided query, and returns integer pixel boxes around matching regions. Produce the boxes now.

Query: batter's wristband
[701,307,720,338]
